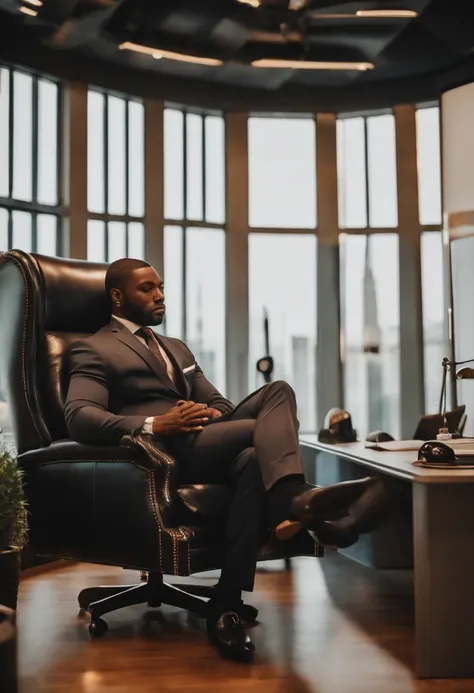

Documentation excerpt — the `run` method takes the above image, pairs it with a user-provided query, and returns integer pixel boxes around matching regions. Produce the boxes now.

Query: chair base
[78,572,259,636]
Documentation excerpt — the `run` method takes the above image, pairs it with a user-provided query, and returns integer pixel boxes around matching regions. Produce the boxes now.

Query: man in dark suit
[65,258,389,662]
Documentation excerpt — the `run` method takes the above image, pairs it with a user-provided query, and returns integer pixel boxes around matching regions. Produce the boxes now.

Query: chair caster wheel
[240,603,258,623]
[89,618,108,638]
[147,600,162,608]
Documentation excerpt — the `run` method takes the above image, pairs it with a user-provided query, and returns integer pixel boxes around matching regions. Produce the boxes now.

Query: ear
[110,288,123,306]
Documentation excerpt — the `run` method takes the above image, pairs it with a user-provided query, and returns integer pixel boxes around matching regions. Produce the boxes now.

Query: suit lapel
[108,320,182,396]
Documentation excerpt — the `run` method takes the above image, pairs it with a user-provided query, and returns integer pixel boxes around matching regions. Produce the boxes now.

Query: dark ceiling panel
[0,0,473,110]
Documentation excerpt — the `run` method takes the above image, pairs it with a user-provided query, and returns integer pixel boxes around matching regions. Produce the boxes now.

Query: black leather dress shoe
[207,611,255,662]
[275,477,383,540]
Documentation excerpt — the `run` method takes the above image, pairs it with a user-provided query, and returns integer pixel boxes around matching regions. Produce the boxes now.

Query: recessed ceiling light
[20,6,38,16]
[119,42,223,66]
[236,0,261,7]
[356,9,418,18]
[251,58,374,70]
[23,0,43,6]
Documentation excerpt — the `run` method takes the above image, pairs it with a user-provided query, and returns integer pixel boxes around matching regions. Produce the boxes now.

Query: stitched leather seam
[4,252,43,441]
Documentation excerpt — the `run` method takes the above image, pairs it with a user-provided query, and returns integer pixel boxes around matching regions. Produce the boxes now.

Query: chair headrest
[33,252,112,333]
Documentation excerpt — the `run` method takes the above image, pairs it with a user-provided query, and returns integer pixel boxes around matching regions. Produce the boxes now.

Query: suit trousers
[168,380,305,594]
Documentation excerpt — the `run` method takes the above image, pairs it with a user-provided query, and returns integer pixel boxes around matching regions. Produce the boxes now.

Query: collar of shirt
[111,314,143,335]
[111,315,175,382]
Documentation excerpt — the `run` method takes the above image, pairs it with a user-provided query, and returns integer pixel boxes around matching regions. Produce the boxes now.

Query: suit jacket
[64,319,234,445]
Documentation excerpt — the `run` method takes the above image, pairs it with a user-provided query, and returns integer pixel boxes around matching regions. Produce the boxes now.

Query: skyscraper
[363,236,384,433]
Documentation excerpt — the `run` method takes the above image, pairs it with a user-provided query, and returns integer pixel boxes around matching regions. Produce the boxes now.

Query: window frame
[0,65,63,255]
[86,88,146,262]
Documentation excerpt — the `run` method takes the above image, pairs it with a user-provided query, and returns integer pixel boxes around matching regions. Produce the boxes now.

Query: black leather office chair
[0,250,322,636]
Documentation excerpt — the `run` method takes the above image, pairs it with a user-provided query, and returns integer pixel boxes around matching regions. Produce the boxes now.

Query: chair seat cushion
[177,484,232,517]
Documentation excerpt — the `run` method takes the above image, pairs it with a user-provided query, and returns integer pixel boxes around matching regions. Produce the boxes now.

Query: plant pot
[0,605,17,693]
[0,547,20,611]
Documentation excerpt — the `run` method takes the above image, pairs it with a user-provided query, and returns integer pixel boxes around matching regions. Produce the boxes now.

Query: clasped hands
[152,400,222,436]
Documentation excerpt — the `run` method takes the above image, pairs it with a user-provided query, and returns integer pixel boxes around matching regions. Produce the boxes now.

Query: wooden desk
[300,437,474,679]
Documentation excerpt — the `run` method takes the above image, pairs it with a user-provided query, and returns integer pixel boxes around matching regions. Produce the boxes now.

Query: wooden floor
[16,553,474,693]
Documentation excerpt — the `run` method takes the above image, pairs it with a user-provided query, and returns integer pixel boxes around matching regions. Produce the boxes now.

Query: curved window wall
[0,61,447,440]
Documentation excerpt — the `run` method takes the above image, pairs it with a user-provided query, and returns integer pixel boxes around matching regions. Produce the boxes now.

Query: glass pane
[88,91,105,213]
[12,71,33,202]
[416,107,442,226]
[107,96,126,215]
[163,225,183,339]
[37,214,57,256]
[87,220,106,262]
[451,237,474,435]
[37,79,58,206]
[186,114,203,221]
[0,208,8,250]
[336,117,367,228]
[205,115,225,224]
[164,109,184,220]
[107,221,127,262]
[0,68,10,198]
[11,211,32,251]
[367,114,398,227]
[186,228,226,393]
[128,221,145,259]
[128,101,145,217]
[248,117,316,229]
[340,233,400,439]
[421,231,448,414]
[249,233,317,431]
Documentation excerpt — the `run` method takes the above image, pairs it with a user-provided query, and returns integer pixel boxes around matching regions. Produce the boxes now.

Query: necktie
[136,327,172,380]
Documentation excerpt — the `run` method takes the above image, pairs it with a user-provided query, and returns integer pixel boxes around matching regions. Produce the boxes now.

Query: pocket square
[183,364,196,374]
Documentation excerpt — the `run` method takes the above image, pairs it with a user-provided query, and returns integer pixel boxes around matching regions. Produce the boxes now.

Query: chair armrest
[120,431,178,513]
[17,436,184,572]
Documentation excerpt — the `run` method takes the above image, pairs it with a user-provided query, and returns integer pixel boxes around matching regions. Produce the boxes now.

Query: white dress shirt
[112,315,175,434]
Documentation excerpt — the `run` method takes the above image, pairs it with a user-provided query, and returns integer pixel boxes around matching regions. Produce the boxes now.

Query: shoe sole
[275,519,351,550]
[275,519,302,540]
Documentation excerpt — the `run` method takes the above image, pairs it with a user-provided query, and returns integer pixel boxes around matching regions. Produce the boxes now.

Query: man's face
[118,267,166,326]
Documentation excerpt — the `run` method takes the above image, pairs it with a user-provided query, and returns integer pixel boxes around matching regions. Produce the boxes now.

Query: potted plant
[0,447,27,610]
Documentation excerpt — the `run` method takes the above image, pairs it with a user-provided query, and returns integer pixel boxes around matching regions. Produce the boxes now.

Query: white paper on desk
[365,440,425,451]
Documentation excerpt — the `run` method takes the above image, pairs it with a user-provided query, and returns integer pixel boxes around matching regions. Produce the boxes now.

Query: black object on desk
[413,406,465,441]
[418,440,457,464]
[318,408,357,444]
[366,430,394,443]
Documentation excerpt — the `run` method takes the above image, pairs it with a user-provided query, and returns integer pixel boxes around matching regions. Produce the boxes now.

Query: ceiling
[1,0,474,111]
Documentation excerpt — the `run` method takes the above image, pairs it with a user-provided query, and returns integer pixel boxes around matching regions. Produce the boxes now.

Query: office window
[421,231,449,414]
[37,215,58,256]
[186,228,226,393]
[164,110,184,220]
[0,68,9,198]
[87,90,145,262]
[340,233,400,439]
[164,109,226,223]
[163,108,227,383]
[163,225,184,340]
[416,107,442,226]
[12,71,33,202]
[0,208,8,250]
[248,117,317,229]
[0,68,61,255]
[163,226,226,392]
[337,117,367,228]
[367,115,398,227]
[249,233,317,432]
[87,221,145,263]
[88,92,106,214]
[37,79,59,206]
[205,116,226,225]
